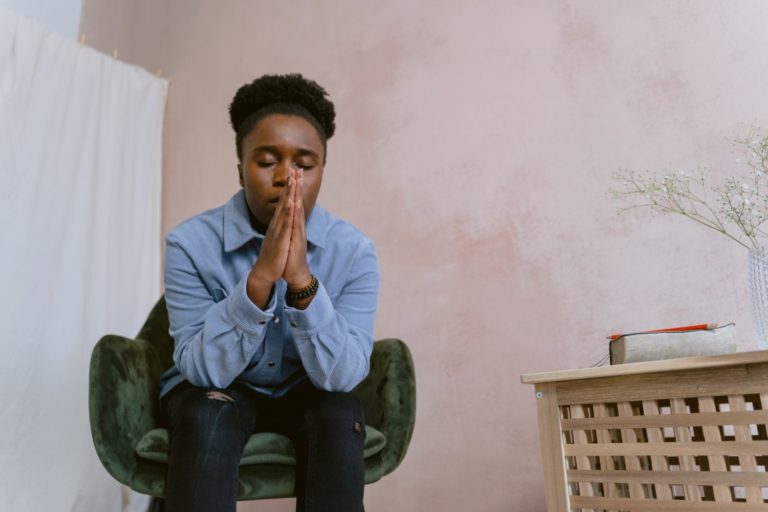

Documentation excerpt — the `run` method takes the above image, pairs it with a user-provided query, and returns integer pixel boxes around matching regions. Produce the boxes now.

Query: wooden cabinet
[521,351,768,511]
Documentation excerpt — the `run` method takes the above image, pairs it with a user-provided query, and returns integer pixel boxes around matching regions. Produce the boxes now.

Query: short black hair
[229,73,336,163]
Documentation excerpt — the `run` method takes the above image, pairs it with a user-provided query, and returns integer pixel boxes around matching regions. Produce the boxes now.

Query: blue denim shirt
[159,189,380,397]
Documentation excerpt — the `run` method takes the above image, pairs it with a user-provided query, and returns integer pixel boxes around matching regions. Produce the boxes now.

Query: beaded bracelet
[286,275,319,301]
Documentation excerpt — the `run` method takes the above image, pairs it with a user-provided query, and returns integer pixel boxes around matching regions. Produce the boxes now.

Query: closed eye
[257,161,277,168]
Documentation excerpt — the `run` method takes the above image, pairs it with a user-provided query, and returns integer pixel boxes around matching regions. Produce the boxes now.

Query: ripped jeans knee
[206,390,236,403]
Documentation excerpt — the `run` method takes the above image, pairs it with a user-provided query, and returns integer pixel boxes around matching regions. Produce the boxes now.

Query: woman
[158,73,379,512]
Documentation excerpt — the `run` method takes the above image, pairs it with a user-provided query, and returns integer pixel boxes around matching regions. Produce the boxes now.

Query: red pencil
[608,323,718,341]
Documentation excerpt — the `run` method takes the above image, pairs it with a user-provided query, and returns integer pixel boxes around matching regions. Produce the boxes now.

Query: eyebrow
[252,145,320,159]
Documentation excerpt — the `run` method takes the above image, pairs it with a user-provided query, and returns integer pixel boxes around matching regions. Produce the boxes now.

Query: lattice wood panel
[560,393,768,511]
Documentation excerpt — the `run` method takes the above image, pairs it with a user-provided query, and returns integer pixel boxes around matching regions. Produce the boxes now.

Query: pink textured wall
[81,1,768,510]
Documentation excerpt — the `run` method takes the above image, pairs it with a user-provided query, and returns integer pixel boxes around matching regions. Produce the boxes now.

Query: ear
[237,164,244,187]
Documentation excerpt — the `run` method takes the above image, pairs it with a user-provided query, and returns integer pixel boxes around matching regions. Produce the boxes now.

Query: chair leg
[146,497,165,512]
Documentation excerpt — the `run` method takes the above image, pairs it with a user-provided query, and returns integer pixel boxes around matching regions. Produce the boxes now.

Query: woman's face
[238,113,325,233]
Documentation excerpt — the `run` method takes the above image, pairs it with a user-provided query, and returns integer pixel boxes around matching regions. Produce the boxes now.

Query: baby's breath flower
[611,129,768,250]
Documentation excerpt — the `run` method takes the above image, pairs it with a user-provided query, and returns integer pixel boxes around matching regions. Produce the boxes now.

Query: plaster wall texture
[80,1,768,510]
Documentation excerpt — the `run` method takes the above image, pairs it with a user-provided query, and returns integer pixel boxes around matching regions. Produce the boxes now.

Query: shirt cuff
[226,277,276,334]
[284,280,334,333]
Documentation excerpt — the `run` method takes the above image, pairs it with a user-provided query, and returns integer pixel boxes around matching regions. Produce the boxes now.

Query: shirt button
[267,361,276,367]
[274,317,280,324]
[290,321,298,327]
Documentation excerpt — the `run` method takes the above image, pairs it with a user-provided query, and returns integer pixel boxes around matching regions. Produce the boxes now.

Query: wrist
[285,274,318,305]
[286,270,312,291]
[247,269,275,309]
[248,270,274,290]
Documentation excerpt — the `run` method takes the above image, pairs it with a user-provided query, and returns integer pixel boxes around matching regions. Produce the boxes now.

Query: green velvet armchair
[89,297,416,500]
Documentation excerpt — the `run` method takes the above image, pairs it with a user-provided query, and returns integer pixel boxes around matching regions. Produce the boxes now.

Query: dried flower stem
[611,129,768,251]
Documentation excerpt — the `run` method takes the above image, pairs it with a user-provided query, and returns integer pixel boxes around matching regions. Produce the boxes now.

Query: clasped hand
[247,167,312,309]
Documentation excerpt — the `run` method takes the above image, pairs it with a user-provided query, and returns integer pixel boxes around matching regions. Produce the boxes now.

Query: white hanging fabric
[0,6,167,511]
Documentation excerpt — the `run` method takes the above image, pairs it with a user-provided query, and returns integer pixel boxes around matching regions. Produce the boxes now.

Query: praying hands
[247,166,313,309]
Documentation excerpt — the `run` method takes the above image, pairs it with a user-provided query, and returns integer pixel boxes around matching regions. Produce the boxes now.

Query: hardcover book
[609,323,737,364]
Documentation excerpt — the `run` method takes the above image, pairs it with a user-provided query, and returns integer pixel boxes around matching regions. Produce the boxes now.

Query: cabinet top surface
[520,350,768,385]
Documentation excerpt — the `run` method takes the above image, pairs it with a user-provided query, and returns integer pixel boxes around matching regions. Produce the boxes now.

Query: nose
[272,161,290,187]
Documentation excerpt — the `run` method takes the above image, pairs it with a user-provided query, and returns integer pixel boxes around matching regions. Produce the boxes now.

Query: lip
[268,196,280,204]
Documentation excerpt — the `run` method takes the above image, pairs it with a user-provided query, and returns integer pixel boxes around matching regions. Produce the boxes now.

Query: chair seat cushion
[136,426,387,466]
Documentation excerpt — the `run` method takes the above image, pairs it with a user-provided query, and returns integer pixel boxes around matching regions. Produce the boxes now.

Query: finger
[287,173,304,250]
[284,169,295,211]
[298,170,306,226]
[277,169,296,215]
[272,168,292,211]
[293,169,303,221]
[265,194,290,238]
[265,175,295,241]
[267,168,292,217]
[292,173,307,247]
[282,169,296,230]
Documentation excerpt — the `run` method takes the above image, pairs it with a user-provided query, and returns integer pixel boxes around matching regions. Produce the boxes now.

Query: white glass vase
[749,248,768,349]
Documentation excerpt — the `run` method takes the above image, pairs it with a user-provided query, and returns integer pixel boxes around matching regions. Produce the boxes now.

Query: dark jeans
[160,378,366,512]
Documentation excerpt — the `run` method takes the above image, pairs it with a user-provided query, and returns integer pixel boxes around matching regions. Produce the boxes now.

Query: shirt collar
[223,189,327,252]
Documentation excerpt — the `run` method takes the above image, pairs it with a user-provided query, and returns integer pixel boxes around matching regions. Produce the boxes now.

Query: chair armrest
[354,338,416,480]
[89,334,167,486]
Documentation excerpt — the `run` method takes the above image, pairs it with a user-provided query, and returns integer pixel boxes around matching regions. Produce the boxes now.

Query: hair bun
[229,73,335,139]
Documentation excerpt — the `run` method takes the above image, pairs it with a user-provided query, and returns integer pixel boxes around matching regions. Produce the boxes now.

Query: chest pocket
[210,287,227,303]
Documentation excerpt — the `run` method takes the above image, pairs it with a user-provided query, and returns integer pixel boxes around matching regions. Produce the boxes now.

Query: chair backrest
[135,296,174,365]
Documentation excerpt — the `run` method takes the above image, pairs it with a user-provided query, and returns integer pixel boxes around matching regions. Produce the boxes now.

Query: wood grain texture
[556,364,768,405]
[534,383,570,512]
[564,440,768,457]
[698,396,731,501]
[526,352,768,510]
[561,410,768,430]
[570,496,768,511]
[641,399,672,500]
[520,350,768,385]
